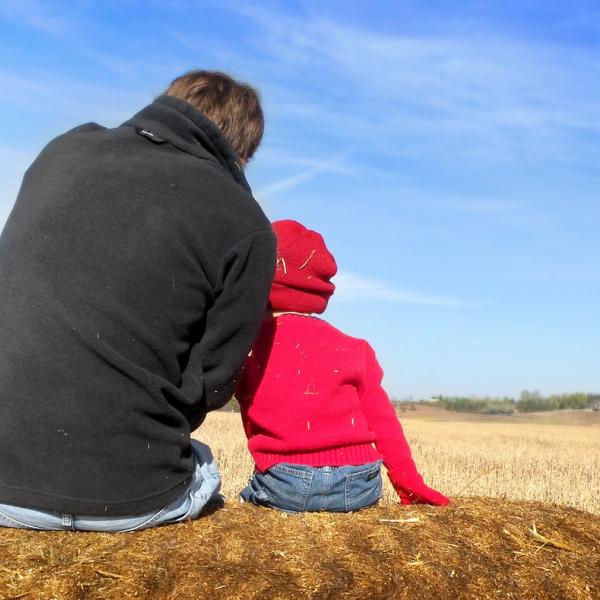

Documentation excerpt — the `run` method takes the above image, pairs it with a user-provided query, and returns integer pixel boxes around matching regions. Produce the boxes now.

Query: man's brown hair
[165,70,264,162]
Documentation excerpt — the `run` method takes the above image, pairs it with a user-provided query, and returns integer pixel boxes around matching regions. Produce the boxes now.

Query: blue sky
[1,0,598,398]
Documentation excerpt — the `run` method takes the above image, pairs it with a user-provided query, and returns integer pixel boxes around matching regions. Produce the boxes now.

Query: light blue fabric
[240,460,383,513]
[0,440,221,532]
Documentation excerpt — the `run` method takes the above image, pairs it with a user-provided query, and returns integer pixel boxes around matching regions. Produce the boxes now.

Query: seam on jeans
[252,482,276,509]
[270,464,313,479]
[345,462,382,483]
[255,489,269,502]
[263,473,308,505]
[261,471,312,511]
[246,477,272,507]
[319,469,333,512]
[345,474,382,511]
[169,490,198,524]
[344,461,381,511]
[299,472,313,512]
[123,510,167,532]
[345,466,381,510]
[350,477,381,504]
[0,508,48,530]
[344,475,350,511]
[96,507,168,533]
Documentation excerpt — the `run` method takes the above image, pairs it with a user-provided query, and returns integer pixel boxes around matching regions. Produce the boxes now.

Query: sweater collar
[122,94,250,192]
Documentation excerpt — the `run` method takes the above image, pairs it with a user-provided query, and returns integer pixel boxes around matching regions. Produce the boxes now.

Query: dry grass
[0,498,598,599]
[1,409,598,599]
[199,410,600,515]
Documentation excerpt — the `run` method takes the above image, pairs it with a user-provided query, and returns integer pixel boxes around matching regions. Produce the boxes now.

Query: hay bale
[0,497,598,599]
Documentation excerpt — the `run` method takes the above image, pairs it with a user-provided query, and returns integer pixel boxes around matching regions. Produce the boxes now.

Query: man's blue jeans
[0,440,221,532]
[240,461,383,513]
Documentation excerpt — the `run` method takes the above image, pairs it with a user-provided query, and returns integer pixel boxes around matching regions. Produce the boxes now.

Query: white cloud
[256,169,323,198]
[333,271,473,307]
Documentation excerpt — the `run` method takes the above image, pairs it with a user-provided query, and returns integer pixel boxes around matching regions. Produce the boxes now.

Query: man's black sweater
[0,95,275,516]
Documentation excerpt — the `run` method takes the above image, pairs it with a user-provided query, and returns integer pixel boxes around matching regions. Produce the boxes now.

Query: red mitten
[389,470,450,506]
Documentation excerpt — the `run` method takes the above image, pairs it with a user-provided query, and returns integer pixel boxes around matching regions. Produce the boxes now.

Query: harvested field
[1,410,598,599]
[0,498,598,599]
[200,411,600,514]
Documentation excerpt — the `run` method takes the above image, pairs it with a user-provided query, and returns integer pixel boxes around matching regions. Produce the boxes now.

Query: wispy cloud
[226,4,600,169]
[389,188,522,215]
[255,154,352,198]
[0,69,147,125]
[256,169,325,198]
[257,149,354,174]
[333,271,473,307]
[441,200,520,215]
[0,0,71,34]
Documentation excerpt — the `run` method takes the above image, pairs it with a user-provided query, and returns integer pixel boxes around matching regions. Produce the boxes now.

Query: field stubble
[196,410,600,514]
[1,409,598,599]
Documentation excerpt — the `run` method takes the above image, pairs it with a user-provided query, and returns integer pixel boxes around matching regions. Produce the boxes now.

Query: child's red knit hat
[270,220,337,314]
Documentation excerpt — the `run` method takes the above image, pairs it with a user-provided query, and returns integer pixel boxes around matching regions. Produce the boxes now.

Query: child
[236,220,449,512]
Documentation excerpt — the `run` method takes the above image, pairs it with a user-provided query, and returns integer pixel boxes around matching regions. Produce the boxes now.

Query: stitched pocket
[261,465,313,512]
[344,463,382,512]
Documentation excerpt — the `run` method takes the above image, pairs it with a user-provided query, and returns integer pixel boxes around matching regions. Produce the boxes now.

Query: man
[0,71,275,531]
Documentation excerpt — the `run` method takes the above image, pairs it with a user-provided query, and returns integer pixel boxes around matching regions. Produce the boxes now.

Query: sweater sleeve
[357,342,419,486]
[358,342,450,505]
[179,228,276,430]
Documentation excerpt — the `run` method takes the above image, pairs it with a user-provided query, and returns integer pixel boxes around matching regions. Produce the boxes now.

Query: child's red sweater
[236,314,419,490]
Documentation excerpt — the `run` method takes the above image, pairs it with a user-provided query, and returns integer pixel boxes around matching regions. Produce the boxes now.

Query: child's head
[270,220,337,314]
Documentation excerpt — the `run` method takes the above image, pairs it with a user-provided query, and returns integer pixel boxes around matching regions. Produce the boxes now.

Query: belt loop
[61,513,73,529]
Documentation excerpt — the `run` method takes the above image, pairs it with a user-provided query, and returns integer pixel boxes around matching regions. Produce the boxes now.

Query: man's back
[0,95,275,515]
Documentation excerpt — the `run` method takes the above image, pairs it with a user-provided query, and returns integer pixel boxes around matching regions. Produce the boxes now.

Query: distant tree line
[431,391,600,414]
[221,392,600,415]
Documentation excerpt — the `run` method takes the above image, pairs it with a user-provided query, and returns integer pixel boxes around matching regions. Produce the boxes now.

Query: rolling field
[196,407,600,514]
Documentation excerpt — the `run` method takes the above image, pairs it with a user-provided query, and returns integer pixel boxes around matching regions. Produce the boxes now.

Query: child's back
[236,220,449,512]
[238,314,382,471]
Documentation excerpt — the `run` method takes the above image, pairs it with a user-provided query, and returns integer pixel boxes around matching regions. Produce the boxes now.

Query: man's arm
[179,228,276,430]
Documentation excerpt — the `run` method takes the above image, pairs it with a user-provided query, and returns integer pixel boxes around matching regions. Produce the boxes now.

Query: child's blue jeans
[0,440,222,532]
[240,461,383,513]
